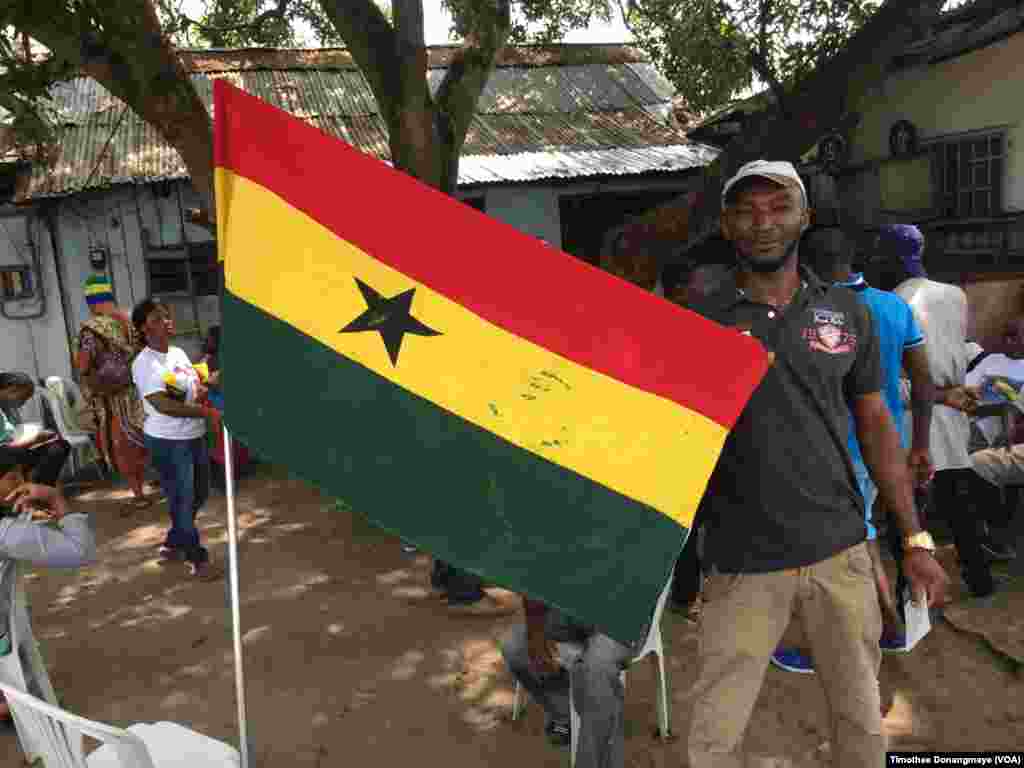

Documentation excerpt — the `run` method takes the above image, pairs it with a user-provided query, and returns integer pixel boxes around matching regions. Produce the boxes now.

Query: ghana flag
[214,79,768,645]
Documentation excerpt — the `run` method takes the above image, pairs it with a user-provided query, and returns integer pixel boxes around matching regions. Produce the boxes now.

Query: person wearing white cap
[682,160,949,767]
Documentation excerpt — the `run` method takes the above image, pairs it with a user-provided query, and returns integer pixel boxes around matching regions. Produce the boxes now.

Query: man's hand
[5,483,69,520]
[941,386,980,414]
[526,629,561,679]
[903,549,949,608]
[194,383,210,404]
[907,448,934,489]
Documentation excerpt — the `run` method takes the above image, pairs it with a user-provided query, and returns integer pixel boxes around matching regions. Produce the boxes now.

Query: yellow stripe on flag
[219,169,724,527]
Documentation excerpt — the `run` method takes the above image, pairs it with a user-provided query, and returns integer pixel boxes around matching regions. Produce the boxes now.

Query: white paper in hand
[902,587,931,651]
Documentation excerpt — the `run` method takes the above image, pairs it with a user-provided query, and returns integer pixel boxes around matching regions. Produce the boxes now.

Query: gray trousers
[501,611,635,768]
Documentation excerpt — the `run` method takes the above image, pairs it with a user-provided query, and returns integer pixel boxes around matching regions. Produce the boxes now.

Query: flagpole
[222,424,251,768]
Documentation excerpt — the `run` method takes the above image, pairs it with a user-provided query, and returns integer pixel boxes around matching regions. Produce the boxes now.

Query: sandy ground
[2,464,1023,767]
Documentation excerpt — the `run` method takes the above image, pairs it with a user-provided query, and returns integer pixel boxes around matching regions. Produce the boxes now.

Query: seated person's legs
[501,620,572,741]
[967,451,1018,560]
[571,632,633,768]
[502,612,633,766]
[935,468,994,596]
[25,439,71,486]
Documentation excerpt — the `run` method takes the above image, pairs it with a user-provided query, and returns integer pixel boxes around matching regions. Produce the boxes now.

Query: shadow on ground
[2,465,1023,767]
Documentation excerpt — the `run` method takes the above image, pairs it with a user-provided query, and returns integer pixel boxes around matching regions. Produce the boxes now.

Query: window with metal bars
[931,132,1005,218]
[145,241,220,297]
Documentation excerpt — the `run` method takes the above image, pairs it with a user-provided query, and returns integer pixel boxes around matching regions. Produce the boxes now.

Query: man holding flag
[213,80,773,765]
[684,161,949,768]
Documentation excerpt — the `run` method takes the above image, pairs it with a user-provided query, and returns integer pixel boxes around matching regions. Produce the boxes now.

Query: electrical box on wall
[0,266,33,300]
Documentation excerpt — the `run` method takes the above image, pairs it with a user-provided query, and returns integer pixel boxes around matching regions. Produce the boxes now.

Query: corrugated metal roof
[21,45,716,199]
[458,144,719,185]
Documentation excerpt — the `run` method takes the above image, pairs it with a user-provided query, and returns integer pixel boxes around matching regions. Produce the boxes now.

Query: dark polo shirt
[689,266,883,573]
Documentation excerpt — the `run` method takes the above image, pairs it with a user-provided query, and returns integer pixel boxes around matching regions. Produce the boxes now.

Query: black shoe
[430,561,450,591]
[446,591,485,607]
[544,719,571,747]
[158,545,188,563]
[962,567,995,598]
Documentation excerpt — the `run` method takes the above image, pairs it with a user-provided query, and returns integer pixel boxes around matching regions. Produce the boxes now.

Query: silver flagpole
[222,423,251,768]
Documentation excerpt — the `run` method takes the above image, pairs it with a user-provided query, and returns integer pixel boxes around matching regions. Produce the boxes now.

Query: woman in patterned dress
[76,275,154,509]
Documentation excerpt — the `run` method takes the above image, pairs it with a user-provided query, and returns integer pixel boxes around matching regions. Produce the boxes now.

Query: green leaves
[626,0,883,114]
[442,0,614,44]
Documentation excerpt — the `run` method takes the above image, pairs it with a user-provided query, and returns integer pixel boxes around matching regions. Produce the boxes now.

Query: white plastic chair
[0,558,61,762]
[0,684,241,768]
[511,570,675,765]
[38,385,103,480]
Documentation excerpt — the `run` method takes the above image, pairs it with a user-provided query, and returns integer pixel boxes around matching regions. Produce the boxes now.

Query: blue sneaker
[770,648,815,674]
[880,630,908,654]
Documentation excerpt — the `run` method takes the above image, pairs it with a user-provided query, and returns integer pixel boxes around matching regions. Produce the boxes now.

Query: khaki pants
[687,544,884,768]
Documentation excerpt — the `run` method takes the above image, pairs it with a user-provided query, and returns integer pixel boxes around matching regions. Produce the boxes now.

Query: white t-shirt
[131,346,206,441]
[896,277,971,470]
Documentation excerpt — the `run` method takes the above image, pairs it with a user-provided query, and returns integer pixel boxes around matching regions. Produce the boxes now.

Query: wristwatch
[903,530,936,554]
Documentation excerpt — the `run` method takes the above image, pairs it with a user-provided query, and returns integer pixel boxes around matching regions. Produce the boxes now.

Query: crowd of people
[499,159,1019,768]
[1,288,230,588]
[0,159,1019,765]
[0,282,231,717]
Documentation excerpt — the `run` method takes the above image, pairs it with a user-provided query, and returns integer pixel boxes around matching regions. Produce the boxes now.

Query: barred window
[931,132,1004,218]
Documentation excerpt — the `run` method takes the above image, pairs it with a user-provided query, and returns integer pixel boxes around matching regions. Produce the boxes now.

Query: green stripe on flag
[221,290,685,644]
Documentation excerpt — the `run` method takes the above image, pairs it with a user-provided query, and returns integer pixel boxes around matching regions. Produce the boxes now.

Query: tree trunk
[11,0,217,225]
[387,110,461,196]
[323,0,509,200]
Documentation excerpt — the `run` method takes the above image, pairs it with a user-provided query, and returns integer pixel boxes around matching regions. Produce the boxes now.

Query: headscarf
[878,224,925,278]
[84,274,115,306]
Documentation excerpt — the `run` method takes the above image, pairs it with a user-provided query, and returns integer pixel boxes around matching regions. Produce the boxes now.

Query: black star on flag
[339,277,442,365]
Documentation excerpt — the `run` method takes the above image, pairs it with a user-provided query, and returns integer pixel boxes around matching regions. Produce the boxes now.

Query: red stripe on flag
[213,80,767,428]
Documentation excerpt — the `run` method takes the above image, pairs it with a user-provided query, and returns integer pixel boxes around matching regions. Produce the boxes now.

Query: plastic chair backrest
[41,388,73,439]
[633,568,674,661]
[0,683,156,768]
[40,388,91,446]
[0,557,65,762]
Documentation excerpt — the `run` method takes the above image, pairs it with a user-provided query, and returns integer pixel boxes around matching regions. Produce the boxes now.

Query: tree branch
[180,0,295,40]
[747,45,788,119]
[11,0,216,217]
[635,0,946,255]
[434,1,512,164]
[758,0,770,58]
[613,0,640,40]
[319,0,401,123]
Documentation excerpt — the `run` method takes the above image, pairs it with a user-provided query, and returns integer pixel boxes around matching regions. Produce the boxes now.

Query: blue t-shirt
[840,274,924,462]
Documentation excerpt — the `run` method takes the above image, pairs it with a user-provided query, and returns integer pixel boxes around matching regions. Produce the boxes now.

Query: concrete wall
[1,180,219,405]
[483,186,562,247]
[0,210,74,421]
[2,173,695,399]
[54,182,215,362]
[848,31,1024,214]
[966,279,1024,345]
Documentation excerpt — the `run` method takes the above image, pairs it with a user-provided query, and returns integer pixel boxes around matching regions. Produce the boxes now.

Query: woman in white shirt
[130,298,222,580]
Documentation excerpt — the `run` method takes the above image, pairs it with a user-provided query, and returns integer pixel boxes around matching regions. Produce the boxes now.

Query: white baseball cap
[721,160,807,207]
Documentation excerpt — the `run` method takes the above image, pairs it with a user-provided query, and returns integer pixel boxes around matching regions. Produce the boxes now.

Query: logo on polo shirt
[812,309,846,326]
[803,309,856,354]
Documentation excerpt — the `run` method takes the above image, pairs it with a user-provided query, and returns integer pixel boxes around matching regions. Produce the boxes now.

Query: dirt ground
[2,463,1023,767]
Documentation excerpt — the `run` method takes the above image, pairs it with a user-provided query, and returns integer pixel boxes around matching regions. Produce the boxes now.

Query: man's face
[721,180,809,272]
